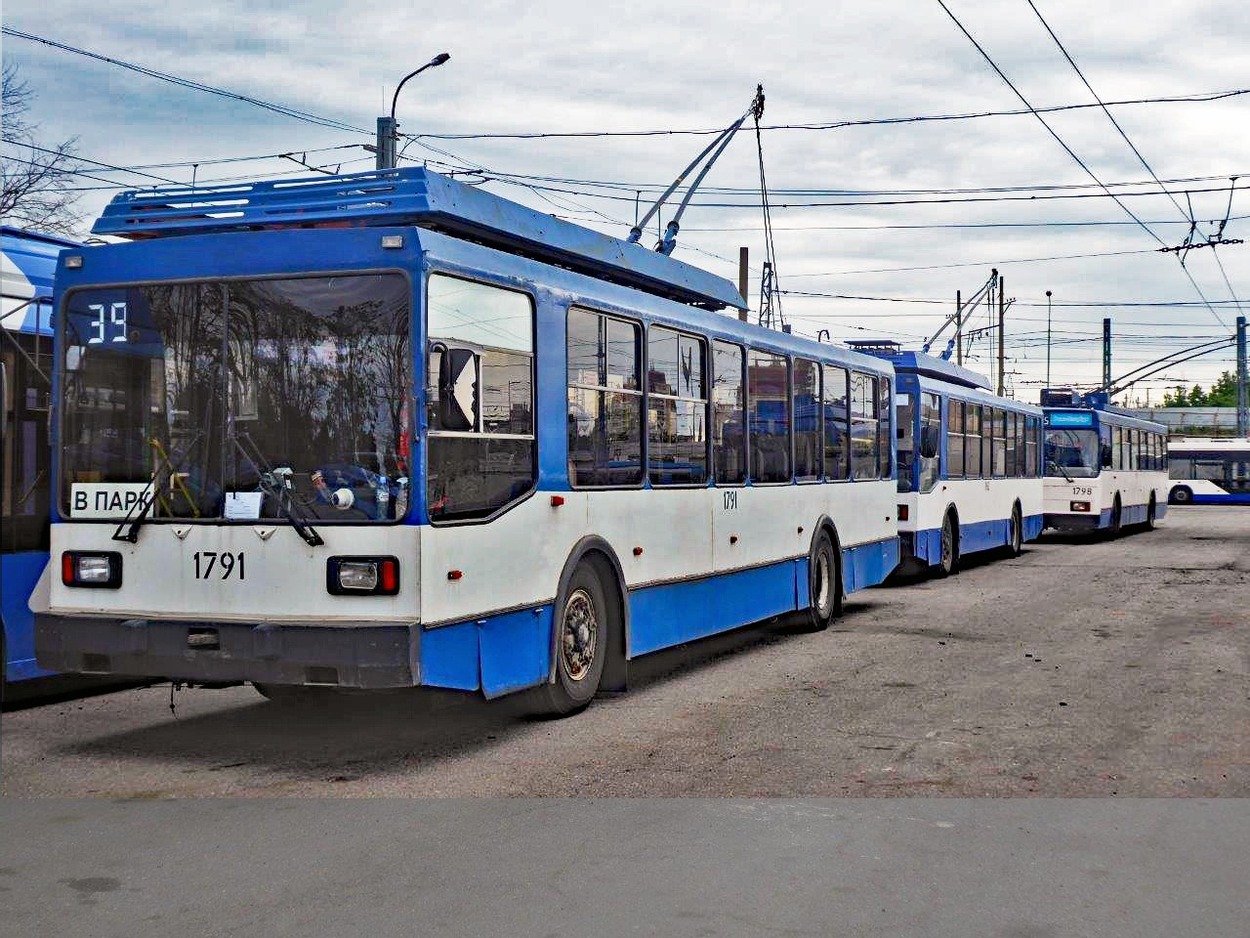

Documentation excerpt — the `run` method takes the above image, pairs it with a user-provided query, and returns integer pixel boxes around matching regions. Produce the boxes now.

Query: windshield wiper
[231,431,324,547]
[112,434,201,543]
[1046,459,1074,483]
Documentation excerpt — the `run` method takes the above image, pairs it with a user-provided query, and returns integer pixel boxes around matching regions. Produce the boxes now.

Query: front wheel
[1008,504,1024,556]
[1170,486,1192,505]
[1145,495,1157,530]
[527,563,610,717]
[1108,496,1123,536]
[801,530,841,632]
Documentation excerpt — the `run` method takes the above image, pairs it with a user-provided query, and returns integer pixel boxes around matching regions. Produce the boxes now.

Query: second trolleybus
[34,167,900,713]
[1041,389,1169,534]
[857,345,1043,575]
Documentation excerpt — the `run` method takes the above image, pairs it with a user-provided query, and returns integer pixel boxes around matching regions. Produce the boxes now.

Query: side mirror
[438,346,479,432]
[918,426,940,460]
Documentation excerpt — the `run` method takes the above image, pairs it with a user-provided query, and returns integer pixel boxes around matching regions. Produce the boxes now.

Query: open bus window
[918,392,941,493]
[427,275,535,520]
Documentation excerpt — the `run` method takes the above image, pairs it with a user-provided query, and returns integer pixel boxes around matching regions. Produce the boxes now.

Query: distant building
[1128,407,1239,437]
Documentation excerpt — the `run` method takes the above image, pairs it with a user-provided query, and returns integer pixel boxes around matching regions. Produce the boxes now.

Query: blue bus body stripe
[2,554,56,681]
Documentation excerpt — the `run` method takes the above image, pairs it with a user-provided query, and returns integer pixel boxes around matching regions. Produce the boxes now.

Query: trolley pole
[955,290,963,366]
[1237,315,1248,436]
[1103,318,1112,390]
[738,247,749,322]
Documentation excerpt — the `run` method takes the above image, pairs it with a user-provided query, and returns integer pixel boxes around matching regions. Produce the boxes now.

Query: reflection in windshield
[1044,428,1100,478]
[60,275,411,524]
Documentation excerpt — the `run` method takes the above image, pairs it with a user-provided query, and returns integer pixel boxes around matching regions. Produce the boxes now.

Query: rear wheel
[802,530,840,632]
[1145,494,1157,530]
[937,511,959,577]
[1171,485,1192,504]
[1008,503,1024,556]
[527,563,610,717]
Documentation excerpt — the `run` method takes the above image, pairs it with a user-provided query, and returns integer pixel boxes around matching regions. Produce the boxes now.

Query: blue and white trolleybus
[1166,437,1250,505]
[1042,389,1168,533]
[35,168,900,713]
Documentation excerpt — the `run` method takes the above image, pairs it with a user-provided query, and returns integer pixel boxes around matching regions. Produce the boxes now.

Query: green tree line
[1161,371,1241,407]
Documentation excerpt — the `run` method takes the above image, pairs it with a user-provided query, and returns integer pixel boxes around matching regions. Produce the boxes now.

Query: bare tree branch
[2,62,85,236]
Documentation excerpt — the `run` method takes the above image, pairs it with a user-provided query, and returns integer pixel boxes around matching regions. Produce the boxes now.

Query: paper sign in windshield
[70,482,153,518]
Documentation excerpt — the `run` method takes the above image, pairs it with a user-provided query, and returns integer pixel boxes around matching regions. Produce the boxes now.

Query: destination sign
[70,482,153,519]
[1045,411,1094,428]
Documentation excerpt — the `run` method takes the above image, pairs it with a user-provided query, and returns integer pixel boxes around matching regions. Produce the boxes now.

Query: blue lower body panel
[3,553,55,683]
[905,515,1043,568]
[1190,494,1249,505]
[420,606,554,698]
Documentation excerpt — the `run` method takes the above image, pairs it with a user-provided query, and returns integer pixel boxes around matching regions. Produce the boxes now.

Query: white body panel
[1043,470,1168,520]
[898,477,1042,534]
[47,479,897,628]
[48,524,420,623]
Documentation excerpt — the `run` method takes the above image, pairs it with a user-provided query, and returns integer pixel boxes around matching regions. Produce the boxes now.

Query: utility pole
[1103,318,1112,391]
[1237,315,1248,436]
[1045,290,1053,388]
[997,274,1006,395]
[955,290,963,365]
[737,247,749,322]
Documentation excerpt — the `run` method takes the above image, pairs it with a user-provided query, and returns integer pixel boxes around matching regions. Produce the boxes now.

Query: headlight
[326,556,399,596]
[61,551,123,588]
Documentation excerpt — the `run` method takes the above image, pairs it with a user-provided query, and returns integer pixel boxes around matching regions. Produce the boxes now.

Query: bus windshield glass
[1044,427,1100,478]
[59,274,411,523]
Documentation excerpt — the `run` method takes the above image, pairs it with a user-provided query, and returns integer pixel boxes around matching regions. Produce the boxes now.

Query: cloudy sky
[4,0,1247,401]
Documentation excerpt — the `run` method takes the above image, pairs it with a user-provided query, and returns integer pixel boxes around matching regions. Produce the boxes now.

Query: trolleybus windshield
[59,274,410,525]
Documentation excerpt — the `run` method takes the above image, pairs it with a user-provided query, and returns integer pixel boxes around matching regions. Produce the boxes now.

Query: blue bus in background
[2,227,73,695]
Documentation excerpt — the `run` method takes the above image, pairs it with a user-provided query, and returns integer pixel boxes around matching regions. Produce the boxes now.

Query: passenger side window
[748,349,790,483]
[647,326,707,486]
[947,399,965,479]
[878,377,892,480]
[823,365,849,481]
[793,358,821,481]
[850,371,879,480]
[965,404,982,478]
[567,308,642,487]
[712,341,746,485]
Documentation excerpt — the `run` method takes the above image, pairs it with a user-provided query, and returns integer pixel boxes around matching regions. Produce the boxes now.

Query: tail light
[61,551,123,588]
[897,504,909,521]
[1070,500,1091,512]
[326,556,400,595]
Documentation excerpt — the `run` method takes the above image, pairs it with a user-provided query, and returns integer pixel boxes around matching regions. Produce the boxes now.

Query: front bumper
[36,614,420,689]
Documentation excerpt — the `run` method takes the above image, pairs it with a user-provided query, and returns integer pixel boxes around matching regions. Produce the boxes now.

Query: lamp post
[376,52,451,170]
[1045,289,1052,388]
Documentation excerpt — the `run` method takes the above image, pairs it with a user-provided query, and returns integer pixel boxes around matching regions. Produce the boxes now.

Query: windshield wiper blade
[1046,459,1075,483]
[111,478,159,543]
[231,431,324,547]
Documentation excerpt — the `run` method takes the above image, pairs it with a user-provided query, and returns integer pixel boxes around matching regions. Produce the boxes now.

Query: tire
[1145,494,1157,530]
[937,511,959,577]
[1008,503,1024,556]
[1171,486,1192,505]
[528,563,610,717]
[801,529,841,632]
[1108,495,1123,537]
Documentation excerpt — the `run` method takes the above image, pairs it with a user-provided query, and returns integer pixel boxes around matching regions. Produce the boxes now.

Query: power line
[405,88,1250,140]
[2,26,367,135]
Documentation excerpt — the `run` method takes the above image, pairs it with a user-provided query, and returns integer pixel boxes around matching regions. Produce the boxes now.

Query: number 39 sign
[86,302,129,344]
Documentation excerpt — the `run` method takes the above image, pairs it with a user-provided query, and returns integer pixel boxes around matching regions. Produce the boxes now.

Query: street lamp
[376,52,451,170]
[1045,289,1053,388]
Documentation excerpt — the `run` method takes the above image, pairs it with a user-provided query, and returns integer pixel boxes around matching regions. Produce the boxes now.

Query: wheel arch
[548,535,630,690]
[810,515,844,601]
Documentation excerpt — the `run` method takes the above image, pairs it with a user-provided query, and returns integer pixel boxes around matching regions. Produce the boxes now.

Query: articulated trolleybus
[2,227,77,692]
[862,345,1043,575]
[1041,389,1168,534]
[35,168,898,712]
[1167,437,1250,505]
